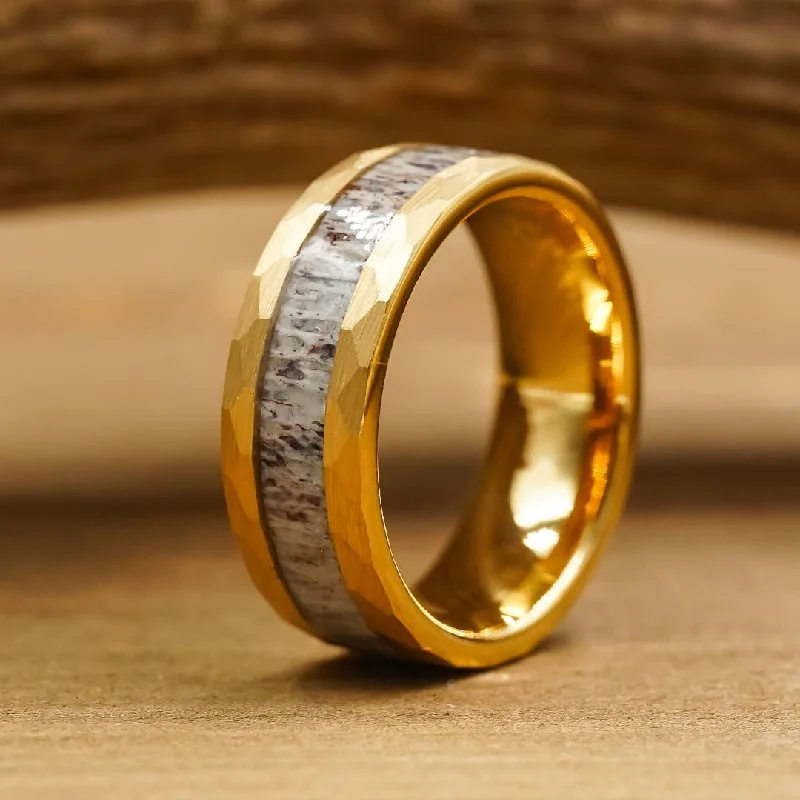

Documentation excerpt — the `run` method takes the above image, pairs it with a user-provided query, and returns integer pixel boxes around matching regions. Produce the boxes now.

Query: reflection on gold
[499,588,535,624]
[522,527,560,559]
[511,466,574,531]
[589,299,614,335]
[381,183,639,665]
[509,386,593,544]
[415,193,634,644]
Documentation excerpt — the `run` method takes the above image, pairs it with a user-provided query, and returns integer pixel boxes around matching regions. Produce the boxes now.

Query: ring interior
[404,191,632,637]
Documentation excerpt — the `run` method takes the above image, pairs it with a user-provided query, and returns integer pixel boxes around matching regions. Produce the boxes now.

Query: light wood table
[2,504,798,798]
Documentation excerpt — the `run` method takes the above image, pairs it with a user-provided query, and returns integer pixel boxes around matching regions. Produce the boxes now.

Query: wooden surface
[2,1,800,231]
[3,189,800,498]
[2,504,799,798]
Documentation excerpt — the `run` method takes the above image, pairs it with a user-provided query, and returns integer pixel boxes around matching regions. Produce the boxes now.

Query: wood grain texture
[2,506,799,798]
[2,1,800,230]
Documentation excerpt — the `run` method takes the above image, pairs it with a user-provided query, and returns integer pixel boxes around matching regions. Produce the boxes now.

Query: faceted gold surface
[324,155,639,666]
[222,146,639,668]
[220,145,402,631]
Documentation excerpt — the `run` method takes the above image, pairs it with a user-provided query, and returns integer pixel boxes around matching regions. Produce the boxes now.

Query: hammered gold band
[221,144,639,668]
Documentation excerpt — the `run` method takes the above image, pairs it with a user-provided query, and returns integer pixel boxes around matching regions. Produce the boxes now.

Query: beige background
[2,191,799,498]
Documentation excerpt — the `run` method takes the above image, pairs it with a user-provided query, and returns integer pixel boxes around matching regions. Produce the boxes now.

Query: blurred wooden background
[3,0,800,232]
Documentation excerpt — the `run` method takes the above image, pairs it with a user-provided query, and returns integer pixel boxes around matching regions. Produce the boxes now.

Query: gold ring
[221,144,639,668]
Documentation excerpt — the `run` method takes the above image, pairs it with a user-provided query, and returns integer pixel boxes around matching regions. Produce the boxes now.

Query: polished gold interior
[405,194,630,636]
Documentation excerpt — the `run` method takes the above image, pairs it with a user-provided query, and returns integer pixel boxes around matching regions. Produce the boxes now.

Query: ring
[221,144,639,668]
